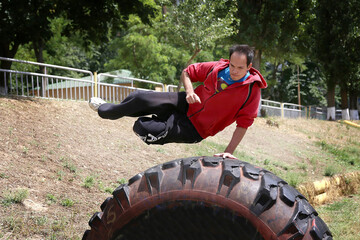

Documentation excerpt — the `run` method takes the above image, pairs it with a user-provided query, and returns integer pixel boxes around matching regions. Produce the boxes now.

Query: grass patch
[83,176,96,189]
[0,173,9,179]
[46,194,57,204]
[117,178,127,184]
[324,165,338,177]
[62,159,77,173]
[61,198,74,207]
[316,140,360,166]
[317,194,360,239]
[1,189,29,207]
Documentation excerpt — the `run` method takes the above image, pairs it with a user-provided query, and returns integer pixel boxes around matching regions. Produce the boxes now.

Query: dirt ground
[0,96,359,239]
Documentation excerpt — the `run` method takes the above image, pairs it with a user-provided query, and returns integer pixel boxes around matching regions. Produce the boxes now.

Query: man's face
[229,52,252,81]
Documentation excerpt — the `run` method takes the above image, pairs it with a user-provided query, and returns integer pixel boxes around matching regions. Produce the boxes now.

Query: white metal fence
[97,73,165,104]
[1,57,328,120]
[260,100,327,120]
[0,57,94,101]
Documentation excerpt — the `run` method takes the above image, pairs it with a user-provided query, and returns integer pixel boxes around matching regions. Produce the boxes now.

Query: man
[89,44,267,159]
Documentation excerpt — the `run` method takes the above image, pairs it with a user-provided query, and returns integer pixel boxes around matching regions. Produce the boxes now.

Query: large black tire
[82,156,332,240]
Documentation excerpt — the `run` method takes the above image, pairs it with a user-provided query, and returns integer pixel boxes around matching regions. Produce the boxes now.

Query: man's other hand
[214,152,237,159]
[186,92,201,104]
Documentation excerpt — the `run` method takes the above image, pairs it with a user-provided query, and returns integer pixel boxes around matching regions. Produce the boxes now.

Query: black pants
[98,90,203,145]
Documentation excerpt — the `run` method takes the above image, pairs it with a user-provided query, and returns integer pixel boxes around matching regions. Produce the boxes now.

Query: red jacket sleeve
[184,61,218,83]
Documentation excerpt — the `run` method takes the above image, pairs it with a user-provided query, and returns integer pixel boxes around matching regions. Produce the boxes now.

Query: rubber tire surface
[82,156,332,240]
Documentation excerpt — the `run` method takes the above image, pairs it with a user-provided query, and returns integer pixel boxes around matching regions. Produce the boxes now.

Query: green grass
[1,189,29,207]
[324,165,338,177]
[62,159,77,173]
[316,140,360,166]
[46,194,57,204]
[83,176,96,189]
[61,198,75,207]
[317,193,360,239]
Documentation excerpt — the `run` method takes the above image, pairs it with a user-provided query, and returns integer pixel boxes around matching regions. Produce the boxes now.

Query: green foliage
[263,60,327,105]
[317,194,360,239]
[61,198,74,207]
[164,0,237,54]
[310,0,360,107]
[83,176,96,189]
[316,140,360,166]
[46,194,57,204]
[324,165,337,177]
[0,0,158,69]
[117,178,128,185]
[234,0,311,66]
[2,189,29,207]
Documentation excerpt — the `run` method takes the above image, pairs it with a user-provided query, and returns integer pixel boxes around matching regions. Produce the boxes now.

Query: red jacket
[184,59,267,139]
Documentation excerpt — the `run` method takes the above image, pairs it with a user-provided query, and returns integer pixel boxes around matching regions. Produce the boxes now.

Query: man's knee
[98,103,116,119]
[133,117,168,145]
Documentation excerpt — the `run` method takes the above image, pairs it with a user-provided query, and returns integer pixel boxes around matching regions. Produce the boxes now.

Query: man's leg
[133,113,203,145]
[98,90,187,120]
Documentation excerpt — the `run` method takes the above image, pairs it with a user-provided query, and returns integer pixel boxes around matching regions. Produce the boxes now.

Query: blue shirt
[216,67,250,92]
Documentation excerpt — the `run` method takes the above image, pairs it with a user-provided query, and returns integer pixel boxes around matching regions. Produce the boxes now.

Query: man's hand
[181,71,201,104]
[186,92,201,104]
[214,152,237,159]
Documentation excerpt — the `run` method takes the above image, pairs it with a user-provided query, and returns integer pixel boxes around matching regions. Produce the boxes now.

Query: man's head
[228,44,254,81]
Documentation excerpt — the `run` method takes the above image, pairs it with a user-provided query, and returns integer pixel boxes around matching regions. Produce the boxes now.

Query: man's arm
[214,127,247,159]
[181,70,201,104]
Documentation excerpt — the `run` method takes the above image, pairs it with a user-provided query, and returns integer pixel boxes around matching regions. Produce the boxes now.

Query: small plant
[57,170,65,181]
[51,217,67,232]
[104,187,114,194]
[156,148,166,153]
[8,127,14,136]
[35,216,48,226]
[41,155,47,162]
[298,163,307,171]
[22,146,28,154]
[2,189,29,206]
[0,173,9,179]
[324,165,337,177]
[83,176,96,189]
[266,118,279,128]
[61,198,74,207]
[117,178,127,185]
[63,160,77,173]
[46,194,57,204]
[3,216,23,232]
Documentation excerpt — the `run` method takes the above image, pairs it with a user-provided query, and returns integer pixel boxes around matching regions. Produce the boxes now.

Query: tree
[233,0,312,71]
[104,16,190,84]
[162,0,237,66]
[310,0,360,120]
[0,0,157,91]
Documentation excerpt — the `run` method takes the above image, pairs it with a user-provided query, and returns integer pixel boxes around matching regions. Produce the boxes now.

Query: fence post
[94,72,97,98]
[281,103,284,118]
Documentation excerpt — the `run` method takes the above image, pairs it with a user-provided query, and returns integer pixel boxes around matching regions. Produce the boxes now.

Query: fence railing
[260,99,327,120]
[1,57,330,120]
[97,73,165,103]
[0,69,93,101]
[0,57,94,101]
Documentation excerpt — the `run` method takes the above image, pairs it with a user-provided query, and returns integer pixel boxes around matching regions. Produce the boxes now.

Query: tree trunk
[185,48,201,67]
[349,89,359,120]
[326,81,336,121]
[33,40,47,96]
[0,42,20,92]
[253,49,261,71]
[340,85,349,120]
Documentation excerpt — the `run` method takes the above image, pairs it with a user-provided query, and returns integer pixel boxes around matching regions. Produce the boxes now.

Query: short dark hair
[229,44,254,66]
